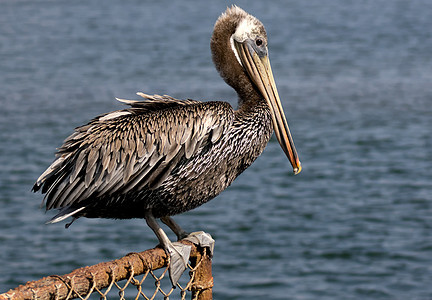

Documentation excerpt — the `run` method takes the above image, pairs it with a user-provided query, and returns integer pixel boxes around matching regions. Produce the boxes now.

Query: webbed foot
[165,241,192,286]
[183,231,215,256]
[146,215,214,286]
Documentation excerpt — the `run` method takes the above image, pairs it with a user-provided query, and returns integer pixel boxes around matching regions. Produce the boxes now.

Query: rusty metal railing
[0,241,213,300]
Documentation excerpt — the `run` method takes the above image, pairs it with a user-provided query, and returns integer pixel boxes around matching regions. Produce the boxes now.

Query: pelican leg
[161,216,189,240]
[161,216,215,257]
[145,213,191,286]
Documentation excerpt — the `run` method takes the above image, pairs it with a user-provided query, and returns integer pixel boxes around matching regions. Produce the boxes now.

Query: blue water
[1,1,432,299]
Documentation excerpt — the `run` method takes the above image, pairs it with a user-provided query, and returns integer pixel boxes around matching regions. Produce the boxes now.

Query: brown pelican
[33,6,301,285]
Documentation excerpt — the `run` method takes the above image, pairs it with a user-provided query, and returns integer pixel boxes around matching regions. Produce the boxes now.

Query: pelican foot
[165,241,192,286]
[183,231,215,257]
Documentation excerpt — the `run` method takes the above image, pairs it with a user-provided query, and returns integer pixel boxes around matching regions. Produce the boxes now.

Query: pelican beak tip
[293,162,302,175]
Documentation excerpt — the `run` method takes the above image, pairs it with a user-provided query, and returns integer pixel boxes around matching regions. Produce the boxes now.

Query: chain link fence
[1,241,212,300]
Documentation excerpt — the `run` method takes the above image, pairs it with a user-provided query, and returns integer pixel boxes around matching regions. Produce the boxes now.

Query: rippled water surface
[1,1,432,299]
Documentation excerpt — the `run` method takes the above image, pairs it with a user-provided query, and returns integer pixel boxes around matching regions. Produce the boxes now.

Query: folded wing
[33,94,234,213]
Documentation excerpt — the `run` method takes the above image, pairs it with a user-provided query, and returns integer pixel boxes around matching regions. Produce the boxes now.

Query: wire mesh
[0,241,213,300]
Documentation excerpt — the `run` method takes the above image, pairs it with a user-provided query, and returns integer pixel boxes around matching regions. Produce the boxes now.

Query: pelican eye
[255,38,263,46]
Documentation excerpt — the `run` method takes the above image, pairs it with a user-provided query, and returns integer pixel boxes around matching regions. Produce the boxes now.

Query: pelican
[33,6,301,285]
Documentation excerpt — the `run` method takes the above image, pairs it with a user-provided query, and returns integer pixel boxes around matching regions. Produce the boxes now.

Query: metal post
[190,246,213,300]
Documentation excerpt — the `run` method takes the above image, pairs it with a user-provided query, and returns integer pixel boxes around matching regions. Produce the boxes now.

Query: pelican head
[211,6,301,174]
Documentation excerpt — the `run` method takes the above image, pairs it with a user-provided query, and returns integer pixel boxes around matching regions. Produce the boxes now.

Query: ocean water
[1,0,432,299]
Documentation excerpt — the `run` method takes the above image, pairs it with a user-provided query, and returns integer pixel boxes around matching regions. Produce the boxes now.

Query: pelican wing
[33,95,234,211]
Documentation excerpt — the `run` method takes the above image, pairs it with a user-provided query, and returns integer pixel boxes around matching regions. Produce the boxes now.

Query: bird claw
[183,231,215,257]
[165,242,192,286]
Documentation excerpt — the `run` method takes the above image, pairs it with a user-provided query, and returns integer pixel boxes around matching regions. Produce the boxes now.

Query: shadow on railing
[1,241,213,300]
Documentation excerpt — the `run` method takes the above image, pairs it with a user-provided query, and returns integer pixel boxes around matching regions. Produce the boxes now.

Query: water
[1,0,431,299]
